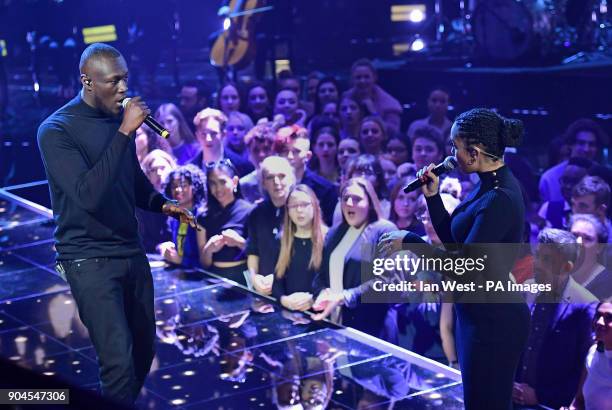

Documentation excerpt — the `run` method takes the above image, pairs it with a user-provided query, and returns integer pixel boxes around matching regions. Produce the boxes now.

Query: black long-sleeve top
[272,238,316,299]
[198,198,253,262]
[405,166,528,307]
[245,198,284,275]
[37,94,166,260]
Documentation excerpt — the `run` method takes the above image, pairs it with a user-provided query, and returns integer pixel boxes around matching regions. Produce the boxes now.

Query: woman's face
[352,66,375,94]
[171,177,194,208]
[322,102,338,120]
[287,190,315,230]
[318,82,339,106]
[158,113,180,136]
[274,90,298,120]
[337,139,360,170]
[412,137,441,170]
[208,169,236,206]
[340,98,361,126]
[427,89,449,118]
[594,302,612,348]
[313,132,338,165]
[394,190,418,220]
[342,184,370,228]
[360,120,384,154]
[379,158,397,186]
[226,116,247,152]
[248,86,269,115]
[307,77,319,101]
[449,124,476,173]
[220,85,240,113]
[386,138,409,165]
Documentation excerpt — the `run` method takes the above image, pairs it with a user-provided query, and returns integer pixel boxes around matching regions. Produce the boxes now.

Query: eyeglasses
[287,202,312,211]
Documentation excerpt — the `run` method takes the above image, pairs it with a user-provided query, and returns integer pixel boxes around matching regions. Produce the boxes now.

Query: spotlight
[411,38,426,51]
[223,17,231,31]
[409,9,426,23]
[391,4,426,22]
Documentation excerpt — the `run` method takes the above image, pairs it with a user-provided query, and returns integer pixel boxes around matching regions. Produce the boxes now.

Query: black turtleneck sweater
[37,94,166,260]
[427,165,525,246]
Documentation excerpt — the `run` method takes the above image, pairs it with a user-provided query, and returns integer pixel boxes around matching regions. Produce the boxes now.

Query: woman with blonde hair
[273,184,328,311]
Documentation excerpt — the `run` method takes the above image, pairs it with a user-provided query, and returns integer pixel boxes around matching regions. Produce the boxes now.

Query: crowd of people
[132,58,611,409]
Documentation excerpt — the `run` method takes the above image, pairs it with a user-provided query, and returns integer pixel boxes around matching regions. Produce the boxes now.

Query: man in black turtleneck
[37,43,195,405]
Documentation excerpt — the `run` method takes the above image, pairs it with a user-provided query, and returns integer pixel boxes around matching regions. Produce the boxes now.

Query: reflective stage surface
[0,193,464,409]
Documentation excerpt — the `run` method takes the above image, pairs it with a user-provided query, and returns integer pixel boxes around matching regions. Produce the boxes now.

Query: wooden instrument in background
[210,0,271,70]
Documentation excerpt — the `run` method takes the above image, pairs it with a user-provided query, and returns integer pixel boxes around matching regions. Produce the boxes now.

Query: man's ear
[305,150,313,162]
[80,74,92,89]
[561,260,574,275]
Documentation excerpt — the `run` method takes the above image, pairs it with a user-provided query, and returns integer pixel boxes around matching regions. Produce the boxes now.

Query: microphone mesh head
[443,156,458,170]
[121,98,131,109]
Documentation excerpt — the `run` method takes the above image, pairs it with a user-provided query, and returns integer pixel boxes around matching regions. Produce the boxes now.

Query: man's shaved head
[79,43,128,116]
[79,43,122,74]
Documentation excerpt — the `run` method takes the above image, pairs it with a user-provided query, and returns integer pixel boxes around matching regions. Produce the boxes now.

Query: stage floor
[0,183,463,409]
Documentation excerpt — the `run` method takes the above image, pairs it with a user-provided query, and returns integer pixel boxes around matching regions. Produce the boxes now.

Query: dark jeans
[62,254,155,404]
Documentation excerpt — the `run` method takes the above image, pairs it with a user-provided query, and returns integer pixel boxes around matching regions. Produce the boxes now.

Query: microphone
[122,98,170,138]
[403,156,458,193]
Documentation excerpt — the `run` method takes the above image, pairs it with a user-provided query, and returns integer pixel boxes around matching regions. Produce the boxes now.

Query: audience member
[178,81,208,131]
[239,120,277,203]
[538,157,592,229]
[199,160,253,285]
[313,77,340,117]
[246,156,296,295]
[540,119,608,203]
[569,213,612,300]
[407,86,452,141]
[274,124,338,226]
[273,185,328,311]
[410,125,445,171]
[566,302,612,410]
[157,164,207,268]
[190,108,254,177]
[338,95,365,140]
[343,58,402,133]
[359,116,387,156]
[224,111,253,161]
[309,117,341,185]
[514,229,596,409]
[312,177,398,342]
[244,82,271,123]
[154,103,199,165]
